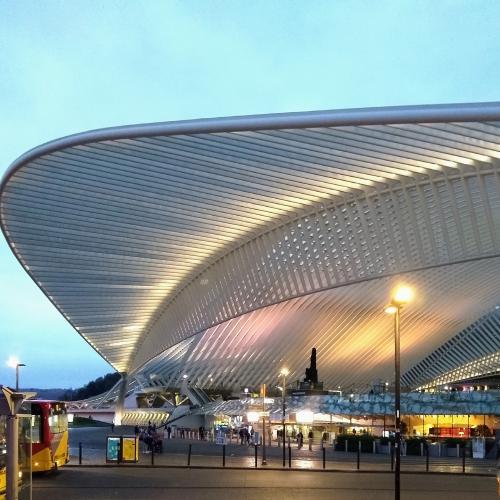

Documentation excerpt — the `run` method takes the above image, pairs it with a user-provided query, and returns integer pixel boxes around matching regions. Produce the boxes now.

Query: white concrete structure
[1,102,500,393]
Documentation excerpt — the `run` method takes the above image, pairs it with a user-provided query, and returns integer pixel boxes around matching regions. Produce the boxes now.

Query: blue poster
[106,437,120,461]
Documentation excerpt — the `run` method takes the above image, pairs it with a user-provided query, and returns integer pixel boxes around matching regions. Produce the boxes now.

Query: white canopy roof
[2,102,500,389]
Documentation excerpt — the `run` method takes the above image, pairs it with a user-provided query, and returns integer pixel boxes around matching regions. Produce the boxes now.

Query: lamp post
[261,383,267,466]
[15,363,25,392]
[385,284,414,500]
[280,368,289,466]
[6,356,25,392]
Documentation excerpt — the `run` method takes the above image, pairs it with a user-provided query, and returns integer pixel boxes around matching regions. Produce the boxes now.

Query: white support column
[114,372,128,426]
[6,414,19,500]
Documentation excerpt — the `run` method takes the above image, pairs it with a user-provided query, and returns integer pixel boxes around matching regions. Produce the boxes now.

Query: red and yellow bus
[30,400,69,472]
[0,400,68,497]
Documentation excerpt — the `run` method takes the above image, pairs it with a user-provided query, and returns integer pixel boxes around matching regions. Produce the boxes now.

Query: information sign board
[106,437,120,462]
[122,436,139,462]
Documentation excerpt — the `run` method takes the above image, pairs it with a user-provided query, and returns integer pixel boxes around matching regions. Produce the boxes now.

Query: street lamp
[261,383,267,466]
[280,367,289,466]
[385,284,414,500]
[6,356,26,392]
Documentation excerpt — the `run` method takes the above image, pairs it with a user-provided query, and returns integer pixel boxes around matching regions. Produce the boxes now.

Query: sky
[1,0,500,388]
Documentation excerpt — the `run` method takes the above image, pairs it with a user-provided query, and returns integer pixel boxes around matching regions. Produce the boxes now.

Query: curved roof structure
[2,102,500,391]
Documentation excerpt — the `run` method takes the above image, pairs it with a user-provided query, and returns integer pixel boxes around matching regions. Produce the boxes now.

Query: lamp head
[280,367,289,377]
[6,356,20,369]
[385,305,398,315]
[392,285,414,306]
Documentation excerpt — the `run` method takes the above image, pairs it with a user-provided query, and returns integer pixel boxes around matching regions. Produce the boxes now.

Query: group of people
[295,430,315,450]
[135,421,163,453]
[238,427,255,445]
[163,426,206,440]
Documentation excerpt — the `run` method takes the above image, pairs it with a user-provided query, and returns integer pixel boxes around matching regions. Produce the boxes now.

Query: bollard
[222,444,226,467]
[462,446,465,474]
[357,440,360,470]
[456,443,460,458]
[373,441,376,454]
[151,442,155,466]
[322,446,326,469]
[78,442,82,465]
[282,437,286,468]
[345,440,348,453]
[425,445,429,472]
[390,443,394,471]
[188,443,192,467]
[254,444,258,468]
[288,445,291,468]
[420,442,424,457]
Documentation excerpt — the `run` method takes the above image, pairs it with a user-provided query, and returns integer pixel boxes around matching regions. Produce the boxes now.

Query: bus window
[31,415,42,444]
[48,413,68,434]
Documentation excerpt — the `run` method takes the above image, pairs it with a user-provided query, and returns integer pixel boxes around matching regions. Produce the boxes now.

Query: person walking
[308,430,314,451]
[297,431,303,449]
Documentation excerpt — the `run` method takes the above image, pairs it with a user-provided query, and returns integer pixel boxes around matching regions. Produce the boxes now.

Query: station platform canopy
[1,102,500,391]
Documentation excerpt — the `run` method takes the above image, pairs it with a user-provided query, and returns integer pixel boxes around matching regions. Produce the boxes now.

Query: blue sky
[1,0,500,388]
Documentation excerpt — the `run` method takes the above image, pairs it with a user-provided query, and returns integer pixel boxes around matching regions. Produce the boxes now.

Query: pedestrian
[308,430,314,451]
[297,431,303,449]
[111,422,115,433]
[322,432,328,448]
[167,426,172,439]
[134,425,139,436]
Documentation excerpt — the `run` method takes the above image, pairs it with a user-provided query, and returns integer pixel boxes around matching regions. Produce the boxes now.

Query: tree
[63,372,121,401]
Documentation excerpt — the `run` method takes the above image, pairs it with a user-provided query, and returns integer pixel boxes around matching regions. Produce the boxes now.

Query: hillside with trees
[63,372,121,401]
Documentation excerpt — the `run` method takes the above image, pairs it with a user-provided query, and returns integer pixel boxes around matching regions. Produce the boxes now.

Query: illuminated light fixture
[392,284,414,306]
[123,325,141,331]
[296,410,314,424]
[6,356,20,368]
[385,305,398,315]
[244,388,249,393]
[280,367,290,377]
[182,374,188,379]
[67,413,74,423]
[247,411,259,422]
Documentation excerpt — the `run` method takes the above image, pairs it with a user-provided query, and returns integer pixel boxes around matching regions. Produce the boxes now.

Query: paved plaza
[69,427,497,475]
[33,467,498,500]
